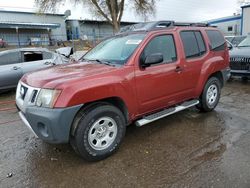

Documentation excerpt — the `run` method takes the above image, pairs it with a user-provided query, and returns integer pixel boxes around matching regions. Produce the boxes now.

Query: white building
[0,10,67,46]
[207,5,250,36]
[207,15,242,36]
[66,19,137,40]
[241,4,250,35]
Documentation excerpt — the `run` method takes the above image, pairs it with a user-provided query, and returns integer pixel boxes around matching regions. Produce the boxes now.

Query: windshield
[83,34,146,65]
[238,37,250,47]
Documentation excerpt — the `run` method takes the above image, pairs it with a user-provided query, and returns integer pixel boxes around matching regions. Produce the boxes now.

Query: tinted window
[142,35,177,63]
[194,31,206,55]
[0,52,20,66]
[180,31,200,58]
[23,52,43,62]
[206,30,225,51]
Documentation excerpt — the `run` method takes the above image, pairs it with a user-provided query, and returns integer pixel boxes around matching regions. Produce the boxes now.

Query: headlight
[36,89,61,108]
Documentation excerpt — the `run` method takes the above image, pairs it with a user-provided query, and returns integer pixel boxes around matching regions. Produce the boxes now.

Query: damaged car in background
[0,47,73,91]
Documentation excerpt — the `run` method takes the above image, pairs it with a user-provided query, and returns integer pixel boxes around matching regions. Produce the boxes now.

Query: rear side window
[206,30,225,51]
[142,35,177,63]
[180,31,206,58]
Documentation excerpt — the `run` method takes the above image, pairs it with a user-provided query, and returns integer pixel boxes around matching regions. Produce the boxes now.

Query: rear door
[0,51,22,89]
[179,30,208,96]
[20,51,54,74]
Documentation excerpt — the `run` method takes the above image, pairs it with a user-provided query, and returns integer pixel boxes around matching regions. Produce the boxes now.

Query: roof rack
[119,21,210,33]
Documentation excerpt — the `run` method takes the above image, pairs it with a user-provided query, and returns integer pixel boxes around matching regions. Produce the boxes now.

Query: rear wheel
[197,77,221,112]
[70,104,126,161]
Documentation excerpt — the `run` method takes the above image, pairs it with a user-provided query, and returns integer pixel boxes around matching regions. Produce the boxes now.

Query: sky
[0,0,240,22]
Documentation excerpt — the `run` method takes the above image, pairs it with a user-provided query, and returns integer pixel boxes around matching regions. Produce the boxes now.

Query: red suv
[16,21,230,161]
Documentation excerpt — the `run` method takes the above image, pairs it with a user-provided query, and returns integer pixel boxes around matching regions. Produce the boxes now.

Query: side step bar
[135,99,199,127]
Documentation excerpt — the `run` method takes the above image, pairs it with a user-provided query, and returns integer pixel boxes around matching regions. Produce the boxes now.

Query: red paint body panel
[21,27,229,122]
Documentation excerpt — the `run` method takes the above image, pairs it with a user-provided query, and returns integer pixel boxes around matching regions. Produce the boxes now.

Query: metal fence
[0,32,113,52]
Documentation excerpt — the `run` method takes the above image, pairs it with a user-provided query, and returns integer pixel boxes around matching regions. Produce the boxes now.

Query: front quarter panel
[54,66,138,119]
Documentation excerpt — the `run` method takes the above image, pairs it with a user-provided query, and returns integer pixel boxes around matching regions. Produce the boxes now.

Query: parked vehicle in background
[0,48,70,91]
[225,35,247,47]
[16,21,230,161]
[229,36,250,79]
[0,38,7,48]
[226,39,233,50]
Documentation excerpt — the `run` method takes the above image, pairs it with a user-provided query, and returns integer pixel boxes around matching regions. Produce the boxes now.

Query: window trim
[180,30,207,59]
[139,34,178,67]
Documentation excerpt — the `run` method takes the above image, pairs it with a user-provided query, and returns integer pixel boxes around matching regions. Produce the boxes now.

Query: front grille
[230,57,250,71]
[30,90,38,103]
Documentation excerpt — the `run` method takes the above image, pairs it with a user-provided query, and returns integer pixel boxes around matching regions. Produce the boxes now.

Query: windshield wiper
[90,59,115,66]
[238,45,250,47]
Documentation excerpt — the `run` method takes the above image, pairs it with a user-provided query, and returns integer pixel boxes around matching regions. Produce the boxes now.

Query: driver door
[135,34,186,114]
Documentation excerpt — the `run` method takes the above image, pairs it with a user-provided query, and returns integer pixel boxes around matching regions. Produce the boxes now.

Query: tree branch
[118,0,125,22]
[91,0,112,24]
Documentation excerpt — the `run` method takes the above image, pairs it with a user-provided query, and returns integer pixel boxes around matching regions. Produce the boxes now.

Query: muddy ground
[0,80,250,188]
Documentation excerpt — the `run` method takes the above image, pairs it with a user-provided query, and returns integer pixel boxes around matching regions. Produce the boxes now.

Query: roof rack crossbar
[119,21,210,33]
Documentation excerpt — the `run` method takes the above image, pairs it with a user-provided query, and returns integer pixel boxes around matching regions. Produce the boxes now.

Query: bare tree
[35,0,158,32]
[237,0,250,13]
[238,0,250,6]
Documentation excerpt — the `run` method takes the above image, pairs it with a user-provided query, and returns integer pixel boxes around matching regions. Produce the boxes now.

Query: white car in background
[0,47,72,91]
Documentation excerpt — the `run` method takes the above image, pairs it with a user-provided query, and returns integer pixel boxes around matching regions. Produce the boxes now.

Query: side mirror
[142,53,163,67]
[226,41,233,50]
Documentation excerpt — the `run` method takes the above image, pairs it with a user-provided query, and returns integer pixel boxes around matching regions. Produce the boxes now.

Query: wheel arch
[70,96,129,136]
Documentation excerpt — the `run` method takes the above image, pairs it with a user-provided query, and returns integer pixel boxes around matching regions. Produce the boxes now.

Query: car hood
[230,47,250,57]
[22,62,118,88]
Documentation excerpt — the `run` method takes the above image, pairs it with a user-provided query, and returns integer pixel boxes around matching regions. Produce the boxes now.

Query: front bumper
[18,105,82,144]
[230,70,250,77]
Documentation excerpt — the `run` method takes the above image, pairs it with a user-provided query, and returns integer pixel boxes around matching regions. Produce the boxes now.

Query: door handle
[175,66,183,73]
[13,66,20,70]
[44,61,51,65]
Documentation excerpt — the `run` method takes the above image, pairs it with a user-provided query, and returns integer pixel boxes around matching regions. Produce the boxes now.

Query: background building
[207,5,250,36]
[66,19,137,40]
[241,4,250,36]
[207,15,242,36]
[0,10,67,46]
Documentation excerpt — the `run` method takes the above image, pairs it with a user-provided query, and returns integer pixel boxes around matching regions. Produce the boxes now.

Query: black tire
[197,77,221,112]
[241,76,249,82]
[70,104,126,161]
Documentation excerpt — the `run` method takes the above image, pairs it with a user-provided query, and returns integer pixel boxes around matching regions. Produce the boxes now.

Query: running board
[135,99,199,127]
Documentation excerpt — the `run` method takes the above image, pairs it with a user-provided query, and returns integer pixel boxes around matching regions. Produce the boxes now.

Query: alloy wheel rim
[206,84,218,106]
[88,117,118,150]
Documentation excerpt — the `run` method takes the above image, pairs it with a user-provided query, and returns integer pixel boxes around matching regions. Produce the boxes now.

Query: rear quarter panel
[194,28,229,97]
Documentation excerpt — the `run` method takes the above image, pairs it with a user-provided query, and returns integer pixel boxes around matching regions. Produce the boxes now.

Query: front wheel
[197,77,221,112]
[70,104,126,161]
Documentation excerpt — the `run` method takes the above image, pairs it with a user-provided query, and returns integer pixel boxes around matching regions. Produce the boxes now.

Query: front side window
[84,34,146,65]
[141,35,177,63]
[0,52,21,66]
[206,30,226,51]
